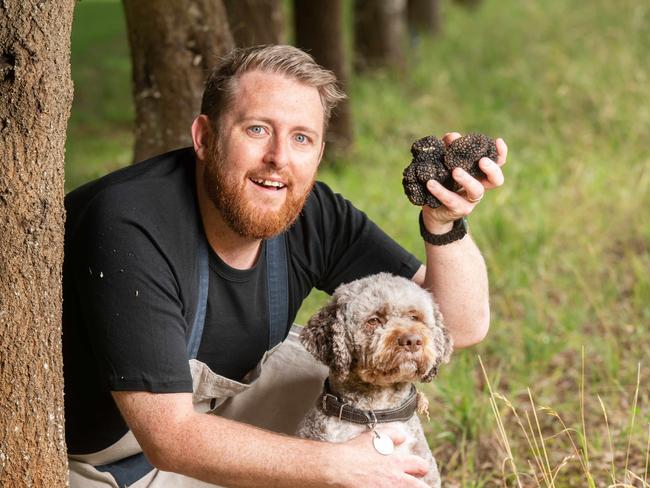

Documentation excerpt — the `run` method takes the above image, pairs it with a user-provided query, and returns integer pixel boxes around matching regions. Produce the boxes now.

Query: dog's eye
[407,310,422,321]
[366,317,382,327]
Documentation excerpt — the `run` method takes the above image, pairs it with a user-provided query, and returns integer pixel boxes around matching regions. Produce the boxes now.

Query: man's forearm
[152,410,335,488]
[421,234,490,348]
[408,132,506,348]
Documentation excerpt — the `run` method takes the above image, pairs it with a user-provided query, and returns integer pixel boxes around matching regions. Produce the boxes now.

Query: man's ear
[191,114,212,162]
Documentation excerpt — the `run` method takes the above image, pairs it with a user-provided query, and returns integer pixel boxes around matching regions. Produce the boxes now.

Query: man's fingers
[478,157,505,188]
[426,180,471,216]
[398,454,430,478]
[495,137,508,166]
[400,473,431,487]
[452,168,485,200]
[442,132,461,147]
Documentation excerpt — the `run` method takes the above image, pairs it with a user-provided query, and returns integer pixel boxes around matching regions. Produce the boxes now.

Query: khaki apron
[68,235,328,488]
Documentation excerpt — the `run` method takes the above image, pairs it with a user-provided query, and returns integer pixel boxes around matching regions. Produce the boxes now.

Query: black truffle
[410,135,445,160]
[444,133,497,181]
[402,135,448,208]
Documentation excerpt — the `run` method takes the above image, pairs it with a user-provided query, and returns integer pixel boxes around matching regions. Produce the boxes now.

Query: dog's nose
[397,333,423,350]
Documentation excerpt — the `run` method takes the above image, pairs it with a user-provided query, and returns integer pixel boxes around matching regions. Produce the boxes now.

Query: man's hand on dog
[325,428,431,487]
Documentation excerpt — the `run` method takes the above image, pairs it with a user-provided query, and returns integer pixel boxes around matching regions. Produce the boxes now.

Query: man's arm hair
[111,390,431,488]
[411,235,490,349]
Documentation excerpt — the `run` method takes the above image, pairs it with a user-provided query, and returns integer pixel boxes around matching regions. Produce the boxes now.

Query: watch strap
[419,212,467,245]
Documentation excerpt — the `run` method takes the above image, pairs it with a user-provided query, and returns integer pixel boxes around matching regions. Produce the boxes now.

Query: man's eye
[294,133,309,144]
[248,126,266,136]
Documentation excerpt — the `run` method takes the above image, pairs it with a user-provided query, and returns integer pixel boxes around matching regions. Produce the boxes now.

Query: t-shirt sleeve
[68,192,193,393]
[311,183,422,294]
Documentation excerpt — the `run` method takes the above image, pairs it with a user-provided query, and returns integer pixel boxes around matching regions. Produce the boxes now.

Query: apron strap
[94,236,210,486]
[96,232,288,486]
[266,233,289,349]
[187,234,210,359]
[95,452,154,487]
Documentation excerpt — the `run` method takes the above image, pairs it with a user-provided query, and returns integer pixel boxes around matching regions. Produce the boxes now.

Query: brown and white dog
[296,273,453,487]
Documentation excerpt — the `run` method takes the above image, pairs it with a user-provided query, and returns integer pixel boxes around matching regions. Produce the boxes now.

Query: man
[64,45,506,487]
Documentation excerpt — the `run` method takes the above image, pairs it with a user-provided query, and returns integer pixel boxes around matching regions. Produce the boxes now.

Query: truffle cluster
[402,133,497,208]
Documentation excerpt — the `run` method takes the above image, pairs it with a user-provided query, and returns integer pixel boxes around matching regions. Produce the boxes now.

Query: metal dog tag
[372,432,394,455]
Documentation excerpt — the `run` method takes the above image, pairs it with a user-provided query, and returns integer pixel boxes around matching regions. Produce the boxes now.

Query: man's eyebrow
[292,125,320,137]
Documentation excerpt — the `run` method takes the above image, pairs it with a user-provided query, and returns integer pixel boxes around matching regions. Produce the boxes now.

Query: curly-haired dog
[296,273,453,487]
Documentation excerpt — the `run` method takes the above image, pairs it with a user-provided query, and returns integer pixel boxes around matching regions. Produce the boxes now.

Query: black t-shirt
[63,147,421,454]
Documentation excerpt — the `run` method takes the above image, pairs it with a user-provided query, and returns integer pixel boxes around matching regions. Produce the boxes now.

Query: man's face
[204,70,325,239]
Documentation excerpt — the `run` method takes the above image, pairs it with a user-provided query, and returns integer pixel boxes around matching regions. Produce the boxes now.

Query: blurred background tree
[122,0,233,162]
[294,0,354,158]
[407,0,441,39]
[353,0,408,72]
[224,0,286,46]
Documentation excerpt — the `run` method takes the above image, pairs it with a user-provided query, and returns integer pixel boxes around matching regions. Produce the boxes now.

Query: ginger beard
[203,134,315,239]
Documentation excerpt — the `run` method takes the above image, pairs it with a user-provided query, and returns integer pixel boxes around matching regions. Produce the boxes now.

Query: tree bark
[224,0,286,47]
[407,0,441,37]
[294,0,353,158]
[122,0,234,163]
[354,0,408,72]
[0,0,74,486]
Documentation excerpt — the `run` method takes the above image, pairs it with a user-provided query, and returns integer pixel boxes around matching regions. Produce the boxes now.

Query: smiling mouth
[250,178,287,190]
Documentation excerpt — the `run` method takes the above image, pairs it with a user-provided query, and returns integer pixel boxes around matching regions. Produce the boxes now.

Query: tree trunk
[407,0,441,37]
[0,0,74,486]
[354,0,408,72]
[453,0,482,7]
[224,0,286,47]
[122,0,234,163]
[294,0,353,159]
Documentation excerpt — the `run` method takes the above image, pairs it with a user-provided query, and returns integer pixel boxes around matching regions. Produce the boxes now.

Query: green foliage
[67,0,650,484]
[66,0,133,190]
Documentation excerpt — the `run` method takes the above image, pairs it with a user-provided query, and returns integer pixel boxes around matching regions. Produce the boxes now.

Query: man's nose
[263,136,290,169]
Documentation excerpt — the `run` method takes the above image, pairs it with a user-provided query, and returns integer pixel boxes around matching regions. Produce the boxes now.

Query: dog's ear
[436,324,453,364]
[300,299,339,364]
[300,297,352,381]
[422,307,453,383]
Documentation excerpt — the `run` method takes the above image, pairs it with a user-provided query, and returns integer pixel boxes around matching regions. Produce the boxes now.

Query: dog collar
[320,378,419,425]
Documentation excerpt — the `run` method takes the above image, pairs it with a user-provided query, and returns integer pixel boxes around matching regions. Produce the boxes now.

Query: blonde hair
[201,45,346,130]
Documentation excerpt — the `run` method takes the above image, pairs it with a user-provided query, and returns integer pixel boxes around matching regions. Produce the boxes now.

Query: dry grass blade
[626,470,650,488]
[525,409,549,485]
[528,389,555,487]
[542,406,593,484]
[643,424,650,485]
[581,347,589,467]
[478,356,523,488]
[493,391,544,487]
[550,455,573,485]
[526,459,543,488]
[624,363,641,484]
[598,394,617,485]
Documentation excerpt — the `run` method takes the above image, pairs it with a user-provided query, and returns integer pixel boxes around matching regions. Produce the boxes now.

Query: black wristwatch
[419,211,468,245]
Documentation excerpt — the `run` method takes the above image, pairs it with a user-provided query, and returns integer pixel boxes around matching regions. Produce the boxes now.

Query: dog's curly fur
[296,273,453,487]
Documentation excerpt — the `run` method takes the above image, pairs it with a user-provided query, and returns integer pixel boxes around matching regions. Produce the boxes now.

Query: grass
[66,0,650,485]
